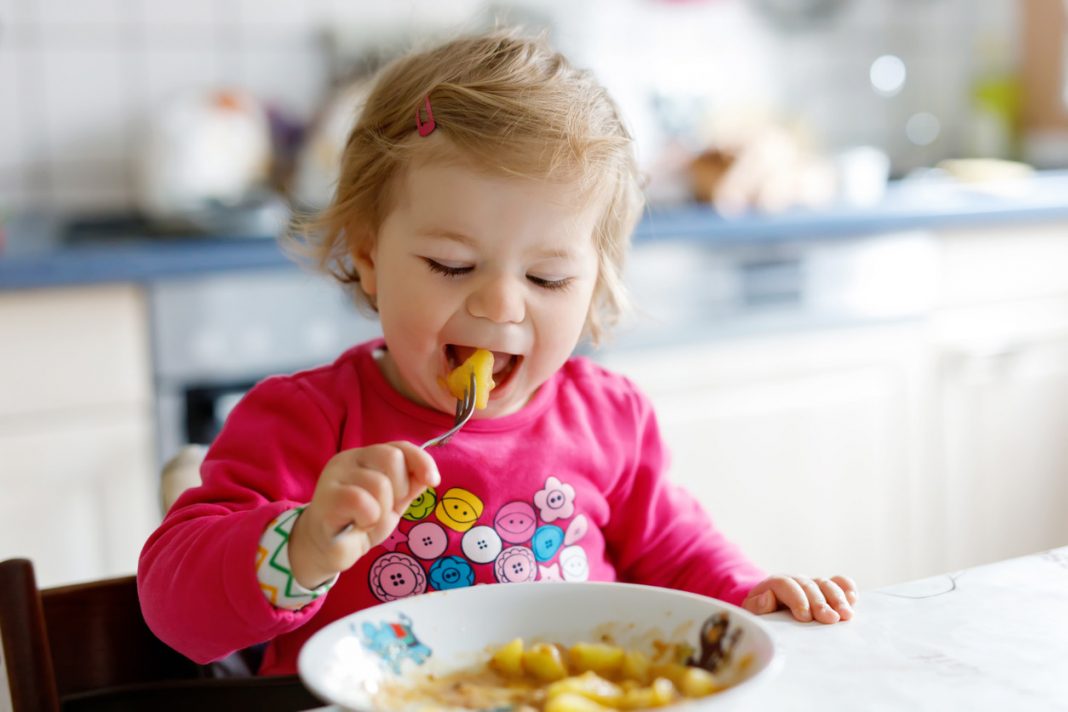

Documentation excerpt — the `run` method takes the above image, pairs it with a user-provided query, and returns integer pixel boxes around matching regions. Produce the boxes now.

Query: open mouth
[444,344,522,394]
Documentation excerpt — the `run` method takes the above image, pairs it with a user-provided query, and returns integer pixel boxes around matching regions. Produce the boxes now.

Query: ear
[351,233,378,299]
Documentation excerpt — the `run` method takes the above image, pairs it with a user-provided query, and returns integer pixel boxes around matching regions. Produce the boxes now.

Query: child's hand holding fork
[289,443,440,589]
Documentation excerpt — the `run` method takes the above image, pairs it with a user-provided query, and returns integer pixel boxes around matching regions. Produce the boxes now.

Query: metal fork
[421,372,478,449]
[334,373,476,538]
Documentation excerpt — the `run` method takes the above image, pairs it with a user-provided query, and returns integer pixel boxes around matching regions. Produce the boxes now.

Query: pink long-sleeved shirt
[138,339,764,675]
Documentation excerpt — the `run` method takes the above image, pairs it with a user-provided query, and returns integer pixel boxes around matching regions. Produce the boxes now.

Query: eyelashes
[422,258,472,278]
[421,258,573,292]
[526,275,573,292]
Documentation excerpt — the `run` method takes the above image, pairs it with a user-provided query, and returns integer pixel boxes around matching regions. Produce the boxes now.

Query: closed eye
[422,258,473,278]
[527,275,573,291]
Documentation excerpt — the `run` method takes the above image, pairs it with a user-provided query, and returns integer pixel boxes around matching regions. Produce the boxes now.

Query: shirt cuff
[256,506,339,610]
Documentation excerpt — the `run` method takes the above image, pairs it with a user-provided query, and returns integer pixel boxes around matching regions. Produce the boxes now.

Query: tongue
[491,352,512,375]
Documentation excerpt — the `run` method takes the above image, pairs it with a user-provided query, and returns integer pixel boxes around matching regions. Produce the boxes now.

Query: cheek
[557,280,597,331]
[532,289,594,354]
[378,267,451,327]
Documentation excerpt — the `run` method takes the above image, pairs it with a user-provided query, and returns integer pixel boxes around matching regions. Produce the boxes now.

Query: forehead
[390,156,604,254]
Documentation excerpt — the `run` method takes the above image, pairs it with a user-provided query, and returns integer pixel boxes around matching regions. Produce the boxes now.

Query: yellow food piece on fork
[444,349,495,409]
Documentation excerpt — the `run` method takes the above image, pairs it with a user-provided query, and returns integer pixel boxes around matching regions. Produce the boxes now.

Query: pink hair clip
[415,95,436,136]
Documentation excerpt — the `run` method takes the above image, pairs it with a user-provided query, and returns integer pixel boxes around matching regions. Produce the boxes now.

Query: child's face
[355,157,602,417]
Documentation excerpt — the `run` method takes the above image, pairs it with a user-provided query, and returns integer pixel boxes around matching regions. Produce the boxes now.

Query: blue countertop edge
[3,173,1068,291]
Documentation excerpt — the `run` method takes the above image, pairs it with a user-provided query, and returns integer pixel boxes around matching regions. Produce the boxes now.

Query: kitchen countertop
[750,546,1068,711]
[3,172,1068,291]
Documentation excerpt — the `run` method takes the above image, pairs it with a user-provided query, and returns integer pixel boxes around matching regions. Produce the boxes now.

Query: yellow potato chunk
[649,662,690,689]
[490,637,524,678]
[386,638,732,711]
[619,650,652,686]
[444,349,495,409]
[547,672,623,706]
[568,642,625,678]
[523,643,569,682]
[618,678,678,709]
[676,667,722,698]
[545,692,615,712]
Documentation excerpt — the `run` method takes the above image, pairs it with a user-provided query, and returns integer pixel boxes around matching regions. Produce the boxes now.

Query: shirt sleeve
[256,506,339,610]
[602,384,766,607]
[137,376,340,664]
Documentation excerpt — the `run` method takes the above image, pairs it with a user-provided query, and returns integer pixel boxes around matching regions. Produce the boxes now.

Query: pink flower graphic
[533,476,575,523]
[368,552,427,602]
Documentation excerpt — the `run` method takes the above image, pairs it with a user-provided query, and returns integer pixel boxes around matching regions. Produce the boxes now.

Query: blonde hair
[290,29,644,345]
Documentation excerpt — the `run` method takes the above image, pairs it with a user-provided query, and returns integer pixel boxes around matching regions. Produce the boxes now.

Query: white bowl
[298,581,780,711]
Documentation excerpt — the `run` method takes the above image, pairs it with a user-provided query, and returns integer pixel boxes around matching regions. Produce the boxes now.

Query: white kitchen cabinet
[0,411,156,586]
[932,296,1068,571]
[0,285,157,587]
[936,223,1068,308]
[598,322,933,589]
[928,223,1068,572]
[0,283,150,417]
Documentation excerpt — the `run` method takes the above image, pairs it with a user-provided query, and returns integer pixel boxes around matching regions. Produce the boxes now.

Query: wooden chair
[0,558,322,712]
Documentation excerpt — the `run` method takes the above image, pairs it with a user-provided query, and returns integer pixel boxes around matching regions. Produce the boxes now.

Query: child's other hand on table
[289,442,441,589]
[742,575,858,624]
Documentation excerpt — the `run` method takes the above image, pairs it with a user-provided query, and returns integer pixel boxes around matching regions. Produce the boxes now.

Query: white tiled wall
[0,0,1016,215]
[0,0,357,214]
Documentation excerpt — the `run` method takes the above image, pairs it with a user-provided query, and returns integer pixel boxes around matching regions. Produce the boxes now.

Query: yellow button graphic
[435,487,484,532]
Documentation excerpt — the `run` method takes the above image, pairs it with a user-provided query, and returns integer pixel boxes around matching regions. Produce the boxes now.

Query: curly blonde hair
[289,29,644,345]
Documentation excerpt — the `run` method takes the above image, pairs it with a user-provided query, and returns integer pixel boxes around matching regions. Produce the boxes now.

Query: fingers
[774,577,817,622]
[816,577,854,622]
[390,441,442,490]
[749,576,810,621]
[369,442,441,515]
[326,442,441,529]
[793,576,839,624]
[744,574,859,624]
[345,487,383,531]
[831,575,859,605]
[351,445,413,504]
[742,588,778,615]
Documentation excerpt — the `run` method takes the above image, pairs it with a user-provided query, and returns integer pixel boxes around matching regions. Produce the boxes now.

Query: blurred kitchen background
[1,0,1064,213]
[1,0,1068,598]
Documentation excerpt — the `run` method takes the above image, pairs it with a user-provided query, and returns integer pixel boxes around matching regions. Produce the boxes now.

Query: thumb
[743,589,777,615]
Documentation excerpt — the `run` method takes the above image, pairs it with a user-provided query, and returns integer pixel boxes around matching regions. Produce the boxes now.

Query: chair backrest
[0,558,205,711]
[0,558,322,712]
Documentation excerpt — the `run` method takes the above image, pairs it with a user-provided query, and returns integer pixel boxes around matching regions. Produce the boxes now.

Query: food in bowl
[298,582,779,712]
[374,628,751,711]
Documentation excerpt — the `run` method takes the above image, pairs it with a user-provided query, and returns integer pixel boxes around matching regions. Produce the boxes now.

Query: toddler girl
[139,29,857,677]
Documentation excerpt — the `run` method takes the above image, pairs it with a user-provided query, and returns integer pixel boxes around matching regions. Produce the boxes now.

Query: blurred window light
[906,112,941,146]
[870,55,907,97]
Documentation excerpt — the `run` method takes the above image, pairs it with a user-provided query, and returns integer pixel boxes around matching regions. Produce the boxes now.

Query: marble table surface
[749,546,1068,711]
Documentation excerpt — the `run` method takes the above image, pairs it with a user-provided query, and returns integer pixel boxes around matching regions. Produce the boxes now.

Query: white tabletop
[304,547,1068,712]
[750,546,1068,711]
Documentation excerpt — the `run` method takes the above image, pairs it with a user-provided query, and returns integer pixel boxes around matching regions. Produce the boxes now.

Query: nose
[466,271,526,324]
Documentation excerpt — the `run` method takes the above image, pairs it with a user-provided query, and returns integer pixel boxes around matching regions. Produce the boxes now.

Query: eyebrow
[417,229,477,247]
[416,229,579,260]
